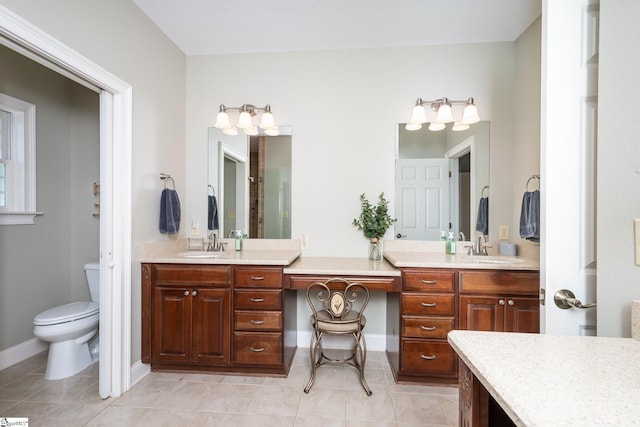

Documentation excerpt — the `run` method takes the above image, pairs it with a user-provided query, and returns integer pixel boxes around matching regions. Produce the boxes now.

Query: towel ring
[526,175,540,192]
[160,173,175,190]
[481,185,489,198]
[208,184,215,196]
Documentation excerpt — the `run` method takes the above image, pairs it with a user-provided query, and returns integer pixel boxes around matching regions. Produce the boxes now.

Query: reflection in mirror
[395,121,490,241]
[208,127,292,239]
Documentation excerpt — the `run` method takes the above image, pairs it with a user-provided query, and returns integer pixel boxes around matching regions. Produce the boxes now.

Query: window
[0,93,39,225]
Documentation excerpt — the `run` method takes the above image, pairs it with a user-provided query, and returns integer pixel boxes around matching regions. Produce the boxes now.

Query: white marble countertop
[284,256,401,276]
[383,251,540,271]
[448,330,640,426]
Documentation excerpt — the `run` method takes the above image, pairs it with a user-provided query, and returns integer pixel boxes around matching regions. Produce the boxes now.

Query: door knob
[396,233,407,238]
[553,289,597,309]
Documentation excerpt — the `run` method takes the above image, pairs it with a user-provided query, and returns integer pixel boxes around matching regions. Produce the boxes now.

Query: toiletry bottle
[446,232,456,255]
[440,231,447,241]
[235,230,243,251]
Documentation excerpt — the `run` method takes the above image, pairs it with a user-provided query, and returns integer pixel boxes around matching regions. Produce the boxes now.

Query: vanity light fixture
[406,97,480,131]
[214,103,280,136]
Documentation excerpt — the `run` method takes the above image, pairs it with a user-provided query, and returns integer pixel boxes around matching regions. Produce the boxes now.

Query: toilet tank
[84,262,100,303]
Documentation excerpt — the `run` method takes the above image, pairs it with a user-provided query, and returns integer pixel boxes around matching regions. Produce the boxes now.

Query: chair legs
[303,329,372,396]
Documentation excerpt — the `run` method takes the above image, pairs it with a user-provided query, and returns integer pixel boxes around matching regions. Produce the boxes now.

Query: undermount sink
[463,256,524,265]
[179,251,226,259]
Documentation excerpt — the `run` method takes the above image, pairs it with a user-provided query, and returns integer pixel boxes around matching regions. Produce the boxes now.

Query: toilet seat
[34,301,99,326]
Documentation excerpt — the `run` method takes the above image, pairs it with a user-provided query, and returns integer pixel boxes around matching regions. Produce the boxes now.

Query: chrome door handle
[554,289,597,309]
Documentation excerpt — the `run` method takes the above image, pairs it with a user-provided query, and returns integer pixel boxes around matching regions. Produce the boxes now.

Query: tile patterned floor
[0,349,459,426]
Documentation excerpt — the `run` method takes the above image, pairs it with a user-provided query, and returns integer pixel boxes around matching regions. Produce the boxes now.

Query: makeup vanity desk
[141,240,539,384]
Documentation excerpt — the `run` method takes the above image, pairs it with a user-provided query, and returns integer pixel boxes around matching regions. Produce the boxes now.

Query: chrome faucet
[466,234,490,256]
[207,232,225,251]
[459,232,465,242]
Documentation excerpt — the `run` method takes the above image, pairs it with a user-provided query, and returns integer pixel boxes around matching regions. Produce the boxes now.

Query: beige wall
[597,0,640,337]
[0,45,99,350]
[0,0,186,362]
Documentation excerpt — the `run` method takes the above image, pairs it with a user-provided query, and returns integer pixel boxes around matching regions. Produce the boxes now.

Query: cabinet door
[459,296,505,332]
[505,297,540,333]
[192,288,231,365]
[153,287,192,363]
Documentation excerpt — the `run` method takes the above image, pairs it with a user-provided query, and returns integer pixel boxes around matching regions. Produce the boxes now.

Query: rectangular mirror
[395,121,490,241]
[208,127,292,238]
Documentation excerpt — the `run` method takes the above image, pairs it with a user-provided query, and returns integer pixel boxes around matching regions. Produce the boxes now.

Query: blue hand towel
[519,190,540,242]
[475,197,489,235]
[159,188,181,234]
[208,195,219,230]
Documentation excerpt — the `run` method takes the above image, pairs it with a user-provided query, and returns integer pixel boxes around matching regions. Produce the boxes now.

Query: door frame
[0,5,132,397]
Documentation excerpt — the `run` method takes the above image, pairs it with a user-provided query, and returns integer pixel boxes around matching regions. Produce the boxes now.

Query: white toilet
[33,262,100,380]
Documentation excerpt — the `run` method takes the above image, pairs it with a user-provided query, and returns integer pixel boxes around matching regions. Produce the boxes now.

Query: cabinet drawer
[459,271,539,295]
[403,294,455,316]
[235,268,282,288]
[402,316,454,339]
[235,290,282,310]
[401,339,456,375]
[234,332,282,365]
[286,275,401,292]
[152,264,231,286]
[235,311,282,331]
[404,270,455,292]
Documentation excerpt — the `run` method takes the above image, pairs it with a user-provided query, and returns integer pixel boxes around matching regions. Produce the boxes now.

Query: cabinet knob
[192,290,197,296]
[508,299,515,306]
[499,299,505,306]
[184,290,190,296]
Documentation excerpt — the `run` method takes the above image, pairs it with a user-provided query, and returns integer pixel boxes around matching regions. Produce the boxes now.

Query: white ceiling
[133,0,541,56]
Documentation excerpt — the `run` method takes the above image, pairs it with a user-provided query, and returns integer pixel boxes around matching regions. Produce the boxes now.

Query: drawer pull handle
[250,347,265,352]
[421,302,437,307]
[421,279,437,284]
[420,326,436,331]
[421,354,437,360]
[251,276,265,281]
[250,320,265,325]
[250,297,265,302]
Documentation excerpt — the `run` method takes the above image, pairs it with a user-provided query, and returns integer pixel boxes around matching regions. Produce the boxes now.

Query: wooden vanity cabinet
[458,270,540,333]
[388,268,458,384]
[142,264,232,367]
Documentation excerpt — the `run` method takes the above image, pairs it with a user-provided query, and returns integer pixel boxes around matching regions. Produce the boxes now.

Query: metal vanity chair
[304,278,372,396]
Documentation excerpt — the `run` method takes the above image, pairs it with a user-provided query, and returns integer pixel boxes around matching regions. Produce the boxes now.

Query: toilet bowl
[33,262,100,380]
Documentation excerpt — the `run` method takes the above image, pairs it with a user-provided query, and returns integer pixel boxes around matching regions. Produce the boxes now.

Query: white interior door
[541,0,598,335]
[395,158,450,240]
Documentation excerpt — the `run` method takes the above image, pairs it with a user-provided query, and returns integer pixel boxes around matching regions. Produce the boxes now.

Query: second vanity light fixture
[214,103,279,136]
[405,97,480,132]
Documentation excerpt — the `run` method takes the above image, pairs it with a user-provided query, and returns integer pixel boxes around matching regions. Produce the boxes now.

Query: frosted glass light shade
[435,103,453,123]
[259,111,275,129]
[214,111,230,129]
[237,111,253,129]
[223,127,238,135]
[428,122,446,131]
[244,126,259,136]
[409,104,427,124]
[265,127,280,136]
[452,122,470,131]
[405,123,422,131]
[461,103,480,124]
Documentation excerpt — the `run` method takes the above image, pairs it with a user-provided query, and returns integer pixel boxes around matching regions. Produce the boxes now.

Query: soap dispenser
[446,232,456,255]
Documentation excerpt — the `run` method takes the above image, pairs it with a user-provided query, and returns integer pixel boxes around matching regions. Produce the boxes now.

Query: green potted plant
[352,192,397,260]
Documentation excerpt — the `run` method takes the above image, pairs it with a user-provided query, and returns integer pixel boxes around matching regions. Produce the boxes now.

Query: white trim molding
[0,5,132,398]
[0,338,48,371]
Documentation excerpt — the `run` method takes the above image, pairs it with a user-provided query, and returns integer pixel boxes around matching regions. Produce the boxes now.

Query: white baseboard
[0,338,48,370]
[130,360,150,387]
[297,331,386,351]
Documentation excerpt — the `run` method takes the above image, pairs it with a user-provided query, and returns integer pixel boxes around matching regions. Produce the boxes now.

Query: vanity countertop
[284,256,401,276]
[383,251,540,271]
[140,239,300,266]
[448,330,640,426]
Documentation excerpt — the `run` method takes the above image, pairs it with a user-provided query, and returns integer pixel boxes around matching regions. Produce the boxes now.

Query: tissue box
[499,242,517,256]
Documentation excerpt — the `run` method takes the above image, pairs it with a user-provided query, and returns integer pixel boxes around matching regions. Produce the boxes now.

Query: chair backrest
[306,278,370,321]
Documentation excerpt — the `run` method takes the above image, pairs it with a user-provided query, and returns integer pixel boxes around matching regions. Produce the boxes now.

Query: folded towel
[519,190,540,242]
[208,195,219,230]
[159,188,181,234]
[475,197,489,235]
